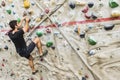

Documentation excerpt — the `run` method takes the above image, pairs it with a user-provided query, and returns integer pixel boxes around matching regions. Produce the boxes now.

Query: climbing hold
[87,24,94,29]
[88,50,96,55]
[40,58,44,61]
[85,74,89,78]
[54,31,60,35]
[31,1,35,6]
[45,8,49,14]
[76,1,86,6]
[3,59,5,62]
[36,31,43,37]
[6,9,11,14]
[85,13,91,19]
[74,26,80,34]
[0,68,2,71]
[74,27,78,33]
[40,12,44,19]
[77,48,79,50]
[109,0,119,8]
[111,10,120,17]
[24,0,30,9]
[51,46,55,50]
[88,2,94,8]
[11,4,14,7]
[0,24,3,28]
[77,27,80,35]
[69,2,76,9]
[46,28,51,33]
[78,70,82,75]
[43,50,48,56]
[104,24,115,30]
[35,18,41,22]
[40,77,43,80]
[82,77,86,80]
[30,78,34,80]
[13,11,16,15]
[88,36,97,45]
[2,63,4,67]
[23,11,27,16]
[82,7,88,13]
[4,45,8,50]
[1,1,5,7]
[91,14,97,20]
[80,32,85,38]
[46,41,53,47]
[17,18,21,23]
[28,10,34,15]
[8,0,13,3]
[10,72,15,76]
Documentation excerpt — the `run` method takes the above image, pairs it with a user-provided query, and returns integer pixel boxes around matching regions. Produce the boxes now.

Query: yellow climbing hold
[8,0,13,3]
[24,0,30,9]
[111,10,120,17]
[36,18,41,22]
[50,0,55,5]
[78,70,82,75]
[78,26,80,35]
[76,1,86,6]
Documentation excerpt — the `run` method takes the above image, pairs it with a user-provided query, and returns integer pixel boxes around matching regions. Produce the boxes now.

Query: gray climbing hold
[91,14,97,19]
[77,48,79,50]
[80,32,85,38]
[82,77,86,80]
[104,24,115,30]
[4,45,8,50]
[69,2,76,9]
[51,46,55,50]
[88,2,94,8]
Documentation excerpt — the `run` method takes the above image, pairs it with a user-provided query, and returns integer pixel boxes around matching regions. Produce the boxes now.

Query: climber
[8,16,44,75]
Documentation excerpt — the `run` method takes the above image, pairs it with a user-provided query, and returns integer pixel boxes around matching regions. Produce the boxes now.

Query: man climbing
[8,16,44,75]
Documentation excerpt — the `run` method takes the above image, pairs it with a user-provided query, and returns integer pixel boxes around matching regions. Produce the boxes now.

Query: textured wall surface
[0,0,120,80]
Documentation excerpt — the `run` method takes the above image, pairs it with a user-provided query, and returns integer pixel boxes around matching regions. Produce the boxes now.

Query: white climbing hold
[75,1,86,6]
[88,50,96,55]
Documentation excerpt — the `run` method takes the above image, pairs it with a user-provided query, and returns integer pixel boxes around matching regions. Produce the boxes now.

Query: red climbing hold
[40,77,43,80]
[2,63,4,67]
[85,13,91,19]
[30,78,34,80]
[82,7,89,13]
[40,58,44,61]
[1,1,5,7]
[85,74,89,78]
[45,8,49,14]
[46,28,51,33]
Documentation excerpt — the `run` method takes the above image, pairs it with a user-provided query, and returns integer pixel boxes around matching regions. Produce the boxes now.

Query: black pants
[17,41,36,59]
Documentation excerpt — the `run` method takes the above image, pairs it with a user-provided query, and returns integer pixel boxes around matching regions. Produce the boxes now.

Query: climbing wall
[0,0,120,80]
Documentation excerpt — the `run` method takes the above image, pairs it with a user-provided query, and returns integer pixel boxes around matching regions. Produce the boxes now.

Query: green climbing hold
[46,41,53,47]
[88,37,97,45]
[36,31,43,37]
[109,0,119,8]
[17,18,21,23]
[6,10,11,14]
